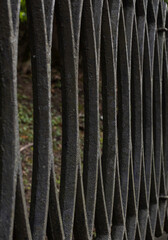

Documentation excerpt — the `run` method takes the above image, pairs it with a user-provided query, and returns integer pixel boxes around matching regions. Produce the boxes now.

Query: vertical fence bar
[0,1,21,239]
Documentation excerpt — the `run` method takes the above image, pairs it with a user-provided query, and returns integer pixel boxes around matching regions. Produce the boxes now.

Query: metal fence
[0,0,168,239]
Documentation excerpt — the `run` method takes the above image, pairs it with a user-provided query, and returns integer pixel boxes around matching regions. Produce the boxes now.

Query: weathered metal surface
[0,0,168,239]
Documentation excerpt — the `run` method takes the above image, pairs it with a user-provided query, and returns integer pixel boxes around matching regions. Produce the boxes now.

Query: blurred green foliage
[165,0,168,3]
[20,0,27,22]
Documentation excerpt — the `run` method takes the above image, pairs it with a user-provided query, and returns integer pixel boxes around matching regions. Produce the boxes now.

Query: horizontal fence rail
[0,0,168,239]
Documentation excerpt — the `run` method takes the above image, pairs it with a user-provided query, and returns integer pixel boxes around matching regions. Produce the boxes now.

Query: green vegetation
[20,0,27,22]
[18,93,33,144]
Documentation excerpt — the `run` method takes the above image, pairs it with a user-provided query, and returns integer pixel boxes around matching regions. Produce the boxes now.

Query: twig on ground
[20,143,33,153]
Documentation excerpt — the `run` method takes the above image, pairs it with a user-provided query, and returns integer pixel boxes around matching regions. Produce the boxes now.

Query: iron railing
[0,0,168,239]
